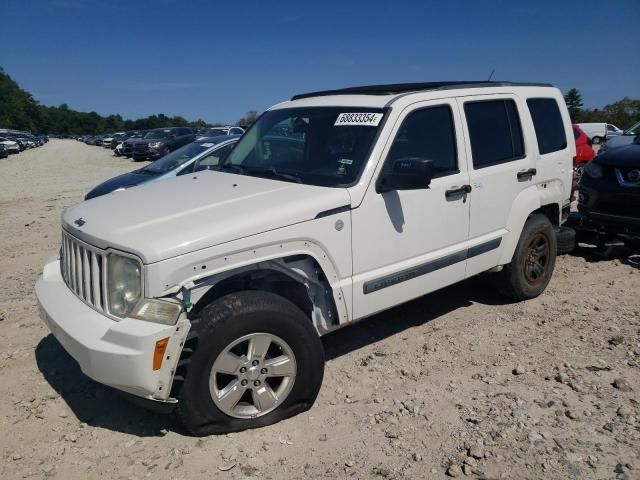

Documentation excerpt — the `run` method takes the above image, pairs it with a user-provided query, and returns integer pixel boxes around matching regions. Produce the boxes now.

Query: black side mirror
[193,164,209,172]
[376,158,434,193]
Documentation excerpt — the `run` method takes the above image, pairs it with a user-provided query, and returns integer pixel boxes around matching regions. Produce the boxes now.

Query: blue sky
[2,0,639,124]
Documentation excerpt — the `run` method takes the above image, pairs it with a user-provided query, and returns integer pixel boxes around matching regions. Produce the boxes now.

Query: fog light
[130,298,182,325]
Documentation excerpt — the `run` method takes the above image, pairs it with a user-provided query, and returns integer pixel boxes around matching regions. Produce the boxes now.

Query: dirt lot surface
[1,140,639,480]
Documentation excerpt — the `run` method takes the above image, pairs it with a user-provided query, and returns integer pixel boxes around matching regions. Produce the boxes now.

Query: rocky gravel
[0,140,639,479]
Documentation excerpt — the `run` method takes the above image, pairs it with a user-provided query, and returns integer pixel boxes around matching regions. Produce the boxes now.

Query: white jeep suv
[36,81,574,435]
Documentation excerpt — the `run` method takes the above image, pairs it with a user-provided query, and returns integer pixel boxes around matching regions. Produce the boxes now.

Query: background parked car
[131,127,196,161]
[568,136,640,252]
[0,144,8,159]
[572,124,596,186]
[0,137,20,154]
[598,120,640,155]
[577,122,623,144]
[85,135,239,199]
[196,126,244,140]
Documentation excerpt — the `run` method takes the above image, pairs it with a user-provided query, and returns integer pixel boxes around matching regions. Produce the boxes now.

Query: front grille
[133,144,151,155]
[61,231,107,312]
[123,142,134,154]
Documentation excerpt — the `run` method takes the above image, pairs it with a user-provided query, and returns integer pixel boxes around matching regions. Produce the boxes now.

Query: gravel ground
[0,140,638,480]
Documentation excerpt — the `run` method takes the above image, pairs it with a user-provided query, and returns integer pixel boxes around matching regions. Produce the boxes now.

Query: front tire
[177,291,324,436]
[591,136,602,145]
[498,214,557,301]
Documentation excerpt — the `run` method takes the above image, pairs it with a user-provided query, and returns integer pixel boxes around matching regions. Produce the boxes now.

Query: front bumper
[35,256,189,401]
[132,148,162,161]
[579,177,640,234]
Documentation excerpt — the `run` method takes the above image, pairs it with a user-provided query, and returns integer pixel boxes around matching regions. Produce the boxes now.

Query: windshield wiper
[215,163,302,183]
[243,166,302,184]
[216,163,246,174]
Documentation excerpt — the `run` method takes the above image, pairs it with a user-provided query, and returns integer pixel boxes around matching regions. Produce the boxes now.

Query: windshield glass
[624,121,640,135]
[144,130,170,139]
[204,128,229,136]
[223,107,385,186]
[142,141,218,174]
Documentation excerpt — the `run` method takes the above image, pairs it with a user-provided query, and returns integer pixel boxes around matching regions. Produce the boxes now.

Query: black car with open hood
[569,137,640,250]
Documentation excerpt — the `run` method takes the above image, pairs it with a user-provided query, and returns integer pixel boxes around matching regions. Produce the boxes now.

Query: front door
[351,100,471,320]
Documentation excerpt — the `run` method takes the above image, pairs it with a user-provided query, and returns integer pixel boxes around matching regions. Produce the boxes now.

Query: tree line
[564,88,640,128]
[0,68,256,135]
[2,67,638,134]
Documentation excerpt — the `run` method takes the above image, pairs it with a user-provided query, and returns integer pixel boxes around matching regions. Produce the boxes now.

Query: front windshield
[223,107,386,187]
[144,130,170,139]
[624,121,640,135]
[142,141,217,174]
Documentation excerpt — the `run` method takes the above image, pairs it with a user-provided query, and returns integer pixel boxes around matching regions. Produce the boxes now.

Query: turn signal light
[153,337,170,371]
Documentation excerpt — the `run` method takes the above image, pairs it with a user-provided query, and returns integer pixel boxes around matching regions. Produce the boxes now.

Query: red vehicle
[573,124,595,188]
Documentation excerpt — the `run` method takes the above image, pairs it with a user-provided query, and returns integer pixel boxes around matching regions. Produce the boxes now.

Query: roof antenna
[488,68,496,81]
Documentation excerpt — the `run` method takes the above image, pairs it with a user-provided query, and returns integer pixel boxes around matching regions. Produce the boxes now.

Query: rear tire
[177,291,324,436]
[498,214,557,300]
[591,136,602,145]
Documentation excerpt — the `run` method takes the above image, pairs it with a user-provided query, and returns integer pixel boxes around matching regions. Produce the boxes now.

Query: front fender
[144,215,353,322]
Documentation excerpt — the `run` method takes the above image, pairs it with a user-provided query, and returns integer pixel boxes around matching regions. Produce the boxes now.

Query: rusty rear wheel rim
[522,232,550,285]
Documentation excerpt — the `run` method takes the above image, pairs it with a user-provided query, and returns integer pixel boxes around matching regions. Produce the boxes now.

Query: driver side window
[386,105,458,178]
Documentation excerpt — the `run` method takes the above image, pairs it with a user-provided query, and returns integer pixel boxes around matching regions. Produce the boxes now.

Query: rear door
[458,95,535,277]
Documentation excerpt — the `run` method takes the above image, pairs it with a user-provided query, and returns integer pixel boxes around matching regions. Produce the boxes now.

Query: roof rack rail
[291,81,553,100]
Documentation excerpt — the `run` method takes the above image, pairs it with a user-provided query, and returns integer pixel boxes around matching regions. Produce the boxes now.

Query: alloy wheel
[209,333,297,419]
[522,232,550,285]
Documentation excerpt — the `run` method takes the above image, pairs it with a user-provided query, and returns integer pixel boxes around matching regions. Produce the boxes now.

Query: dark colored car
[0,144,8,159]
[109,132,134,149]
[131,127,196,161]
[569,137,640,250]
[121,132,146,157]
[85,136,239,200]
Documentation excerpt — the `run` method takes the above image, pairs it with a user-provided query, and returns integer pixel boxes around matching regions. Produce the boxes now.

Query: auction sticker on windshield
[334,112,383,127]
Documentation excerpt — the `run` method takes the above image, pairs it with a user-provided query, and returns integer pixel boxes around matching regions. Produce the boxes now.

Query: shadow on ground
[570,244,640,268]
[35,335,180,437]
[35,273,511,436]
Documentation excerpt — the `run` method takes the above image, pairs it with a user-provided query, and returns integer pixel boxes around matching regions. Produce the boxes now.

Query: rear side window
[387,105,458,177]
[527,98,567,154]
[464,100,525,168]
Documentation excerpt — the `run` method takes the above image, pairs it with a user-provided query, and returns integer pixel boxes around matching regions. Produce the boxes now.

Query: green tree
[564,88,584,122]
[237,110,259,127]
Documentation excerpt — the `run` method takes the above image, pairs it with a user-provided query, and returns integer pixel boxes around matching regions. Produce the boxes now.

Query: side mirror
[376,158,434,193]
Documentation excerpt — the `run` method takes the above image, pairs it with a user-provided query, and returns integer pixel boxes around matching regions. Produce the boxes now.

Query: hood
[63,171,351,264]
[84,169,157,200]
[125,137,149,145]
[595,143,640,167]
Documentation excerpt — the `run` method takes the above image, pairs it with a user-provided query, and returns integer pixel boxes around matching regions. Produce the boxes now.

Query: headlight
[584,162,603,179]
[106,255,142,317]
[148,142,162,149]
[130,298,182,325]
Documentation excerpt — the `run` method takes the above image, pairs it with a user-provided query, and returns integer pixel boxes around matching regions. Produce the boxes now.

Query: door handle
[445,185,472,199]
[517,168,537,181]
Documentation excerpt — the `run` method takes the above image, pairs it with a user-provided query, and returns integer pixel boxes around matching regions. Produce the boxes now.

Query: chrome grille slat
[69,241,76,292]
[91,252,102,311]
[60,231,108,313]
[83,248,91,304]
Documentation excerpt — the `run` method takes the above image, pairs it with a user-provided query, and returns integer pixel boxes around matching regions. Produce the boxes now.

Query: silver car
[85,136,239,200]
[598,120,640,155]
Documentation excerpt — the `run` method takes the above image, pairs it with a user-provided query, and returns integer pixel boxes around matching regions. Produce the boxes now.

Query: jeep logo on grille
[74,217,86,227]
[628,169,640,183]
